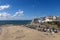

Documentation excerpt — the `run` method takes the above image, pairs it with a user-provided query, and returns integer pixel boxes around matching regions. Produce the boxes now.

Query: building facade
[32,16,60,24]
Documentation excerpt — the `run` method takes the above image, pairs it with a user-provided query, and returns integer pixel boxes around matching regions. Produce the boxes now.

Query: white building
[32,16,60,24]
[53,16,56,20]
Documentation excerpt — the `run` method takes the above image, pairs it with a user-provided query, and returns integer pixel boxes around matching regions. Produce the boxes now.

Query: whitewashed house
[32,16,60,24]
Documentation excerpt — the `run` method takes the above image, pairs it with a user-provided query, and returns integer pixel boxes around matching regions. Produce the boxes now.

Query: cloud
[0,5,10,10]
[0,12,11,20]
[0,10,24,20]
[12,10,24,17]
[0,12,10,17]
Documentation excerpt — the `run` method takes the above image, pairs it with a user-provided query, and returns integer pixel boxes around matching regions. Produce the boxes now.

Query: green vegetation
[41,21,60,30]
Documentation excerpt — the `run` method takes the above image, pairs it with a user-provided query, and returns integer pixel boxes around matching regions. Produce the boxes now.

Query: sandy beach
[0,25,60,40]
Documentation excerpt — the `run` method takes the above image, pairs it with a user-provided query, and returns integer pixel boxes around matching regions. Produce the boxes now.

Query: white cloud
[0,10,24,20]
[12,10,24,17]
[0,12,11,20]
[0,5,10,10]
[0,12,10,17]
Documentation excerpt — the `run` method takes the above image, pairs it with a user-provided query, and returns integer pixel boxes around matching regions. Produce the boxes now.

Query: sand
[0,25,60,40]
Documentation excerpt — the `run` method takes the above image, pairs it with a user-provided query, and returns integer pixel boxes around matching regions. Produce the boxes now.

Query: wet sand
[0,25,60,40]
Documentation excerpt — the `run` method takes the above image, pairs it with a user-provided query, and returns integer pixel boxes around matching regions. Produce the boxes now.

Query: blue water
[0,20,32,25]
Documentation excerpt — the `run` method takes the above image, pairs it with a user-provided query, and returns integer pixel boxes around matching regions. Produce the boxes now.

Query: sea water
[0,20,32,25]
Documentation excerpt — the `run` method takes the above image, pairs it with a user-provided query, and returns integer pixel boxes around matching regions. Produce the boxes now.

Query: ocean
[0,20,32,25]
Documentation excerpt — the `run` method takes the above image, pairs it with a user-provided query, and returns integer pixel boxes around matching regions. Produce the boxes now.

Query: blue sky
[0,0,60,20]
